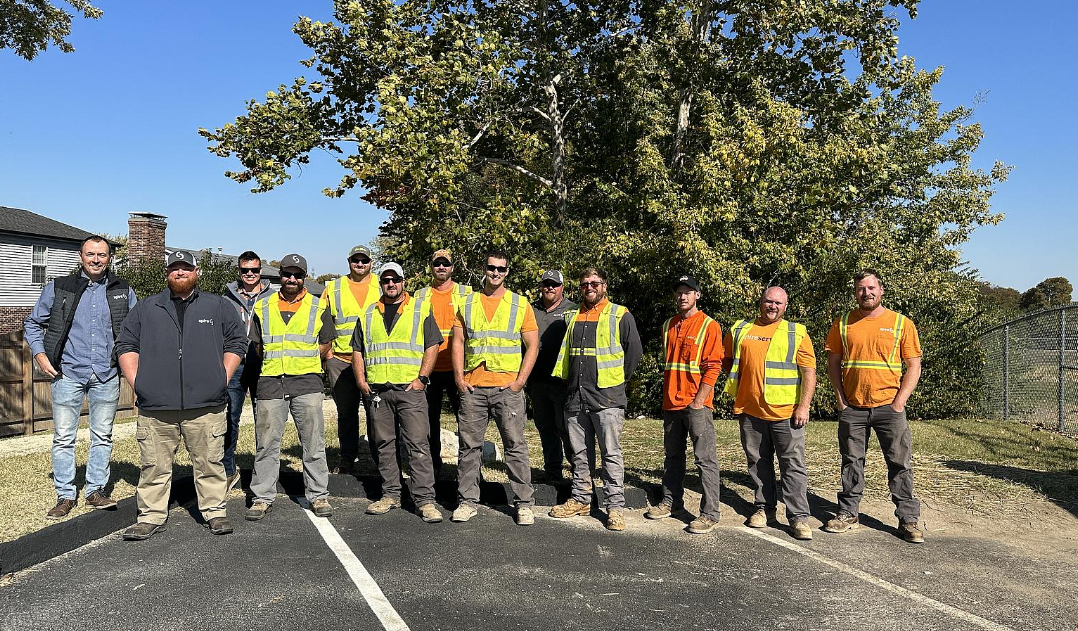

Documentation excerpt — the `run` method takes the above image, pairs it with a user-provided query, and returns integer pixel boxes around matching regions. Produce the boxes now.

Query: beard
[168,275,198,295]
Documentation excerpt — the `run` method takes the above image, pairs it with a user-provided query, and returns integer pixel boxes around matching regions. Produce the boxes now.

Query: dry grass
[2,404,1076,543]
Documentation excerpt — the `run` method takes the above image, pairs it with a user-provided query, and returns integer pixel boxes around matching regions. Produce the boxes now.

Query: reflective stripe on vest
[723,318,806,405]
[839,311,906,373]
[554,302,627,388]
[461,291,525,373]
[661,314,715,373]
[416,283,473,337]
[257,293,324,376]
[328,277,381,355]
[362,298,429,383]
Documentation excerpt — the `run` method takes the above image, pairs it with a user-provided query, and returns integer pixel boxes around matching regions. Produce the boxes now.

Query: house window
[32,245,47,285]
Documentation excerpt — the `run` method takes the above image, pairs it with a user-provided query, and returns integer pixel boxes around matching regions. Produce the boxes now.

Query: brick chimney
[127,212,167,265]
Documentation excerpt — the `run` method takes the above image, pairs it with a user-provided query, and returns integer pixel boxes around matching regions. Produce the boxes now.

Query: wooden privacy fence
[0,331,136,438]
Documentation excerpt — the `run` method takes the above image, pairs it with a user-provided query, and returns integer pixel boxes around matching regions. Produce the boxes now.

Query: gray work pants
[567,407,625,509]
[739,413,810,520]
[457,387,534,507]
[662,407,722,520]
[528,379,572,476]
[251,393,330,504]
[837,404,920,521]
[369,388,436,505]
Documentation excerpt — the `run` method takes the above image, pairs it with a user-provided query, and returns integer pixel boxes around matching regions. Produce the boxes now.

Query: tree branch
[480,157,554,188]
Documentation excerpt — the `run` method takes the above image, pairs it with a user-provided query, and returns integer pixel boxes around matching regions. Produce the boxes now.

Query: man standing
[645,275,724,534]
[116,250,246,540]
[245,254,336,522]
[722,286,816,541]
[221,250,273,491]
[353,263,444,523]
[414,249,472,473]
[527,270,577,481]
[450,250,539,525]
[323,245,381,474]
[24,235,137,519]
[823,269,924,543]
[549,268,643,531]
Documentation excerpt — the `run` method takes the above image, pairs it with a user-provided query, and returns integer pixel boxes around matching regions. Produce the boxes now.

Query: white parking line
[742,527,1015,631]
[304,508,411,631]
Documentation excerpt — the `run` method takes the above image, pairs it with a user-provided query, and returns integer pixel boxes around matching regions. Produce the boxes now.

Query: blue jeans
[50,373,119,499]
[224,363,256,476]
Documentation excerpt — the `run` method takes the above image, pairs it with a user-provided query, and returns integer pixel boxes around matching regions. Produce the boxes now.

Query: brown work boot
[122,522,166,541]
[226,470,242,493]
[823,511,859,533]
[84,491,117,510]
[366,497,401,515]
[688,515,719,534]
[245,501,272,521]
[746,508,776,528]
[549,498,591,519]
[205,517,234,535]
[645,504,688,520]
[605,509,626,531]
[790,518,813,541]
[516,505,535,526]
[417,503,443,523]
[46,498,77,520]
[899,520,924,544]
[311,498,333,517]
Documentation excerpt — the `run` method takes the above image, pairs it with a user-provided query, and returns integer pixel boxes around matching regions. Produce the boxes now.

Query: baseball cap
[166,250,197,269]
[279,253,308,274]
[673,275,701,292]
[431,249,453,263]
[540,270,564,285]
[348,245,372,259]
[378,262,405,279]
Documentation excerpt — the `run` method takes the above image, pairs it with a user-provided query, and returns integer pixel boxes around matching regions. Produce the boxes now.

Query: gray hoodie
[223,279,274,362]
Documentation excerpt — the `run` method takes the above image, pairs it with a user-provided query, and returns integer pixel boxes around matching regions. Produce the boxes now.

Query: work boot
[688,515,719,534]
[516,505,535,526]
[46,498,77,520]
[311,498,333,517]
[899,520,925,544]
[549,498,591,519]
[85,491,118,510]
[245,501,272,521]
[645,503,687,520]
[605,509,626,531]
[366,497,401,515]
[225,470,242,493]
[331,458,355,475]
[790,518,813,541]
[746,508,776,528]
[122,523,165,541]
[823,511,859,533]
[205,517,234,535]
[418,503,443,523]
[451,504,478,523]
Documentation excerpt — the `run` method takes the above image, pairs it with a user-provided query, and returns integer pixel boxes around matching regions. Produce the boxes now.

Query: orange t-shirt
[348,275,375,307]
[723,320,816,421]
[825,309,921,408]
[662,311,724,410]
[276,288,308,314]
[426,284,460,372]
[454,291,538,387]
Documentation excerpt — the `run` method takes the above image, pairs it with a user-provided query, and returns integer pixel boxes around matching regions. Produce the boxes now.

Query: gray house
[0,206,95,334]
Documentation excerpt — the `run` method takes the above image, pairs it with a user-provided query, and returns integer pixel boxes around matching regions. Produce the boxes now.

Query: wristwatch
[418,375,431,387]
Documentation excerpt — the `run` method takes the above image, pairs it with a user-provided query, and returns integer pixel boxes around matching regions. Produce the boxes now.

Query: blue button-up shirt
[24,272,138,385]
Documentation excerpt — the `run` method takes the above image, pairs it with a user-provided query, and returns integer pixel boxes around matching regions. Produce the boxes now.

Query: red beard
[168,274,198,295]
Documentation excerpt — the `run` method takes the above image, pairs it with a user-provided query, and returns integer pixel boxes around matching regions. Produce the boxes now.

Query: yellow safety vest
[839,310,907,374]
[361,297,431,384]
[554,302,628,388]
[415,283,473,338]
[661,313,717,374]
[326,276,381,355]
[461,291,526,373]
[724,318,807,405]
[256,292,326,377]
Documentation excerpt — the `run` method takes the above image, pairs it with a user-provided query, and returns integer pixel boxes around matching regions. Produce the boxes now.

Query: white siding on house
[0,235,82,307]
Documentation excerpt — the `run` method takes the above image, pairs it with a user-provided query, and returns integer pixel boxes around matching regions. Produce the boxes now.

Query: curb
[0,470,651,577]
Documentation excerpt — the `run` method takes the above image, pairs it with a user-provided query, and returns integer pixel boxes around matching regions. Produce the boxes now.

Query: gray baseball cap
[540,270,564,285]
[166,250,197,269]
[279,253,308,274]
[378,262,405,279]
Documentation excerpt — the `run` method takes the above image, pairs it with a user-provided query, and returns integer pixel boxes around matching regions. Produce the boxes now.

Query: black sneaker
[85,490,118,510]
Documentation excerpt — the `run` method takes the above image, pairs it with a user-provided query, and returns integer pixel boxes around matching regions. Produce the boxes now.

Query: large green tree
[203,0,1008,417]
[1020,276,1073,312]
[0,0,101,60]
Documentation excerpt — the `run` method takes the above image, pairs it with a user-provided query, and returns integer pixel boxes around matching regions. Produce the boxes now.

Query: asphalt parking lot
[2,487,1076,631]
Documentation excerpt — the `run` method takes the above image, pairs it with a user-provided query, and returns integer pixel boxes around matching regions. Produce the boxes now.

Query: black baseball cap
[673,275,701,292]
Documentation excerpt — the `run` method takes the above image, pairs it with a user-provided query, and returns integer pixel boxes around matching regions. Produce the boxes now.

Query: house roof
[0,206,96,243]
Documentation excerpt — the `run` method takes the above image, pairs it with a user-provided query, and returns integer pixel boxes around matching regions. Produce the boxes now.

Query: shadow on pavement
[944,460,1078,519]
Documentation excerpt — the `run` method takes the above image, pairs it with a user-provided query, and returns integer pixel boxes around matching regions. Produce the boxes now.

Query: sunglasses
[281,271,306,280]
[239,267,261,275]
[486,264,508,273]
[541,282,562,289]
[349,257,372,265]
[380,277,403,285]
[580,281,604,289]
[432,259,452,268]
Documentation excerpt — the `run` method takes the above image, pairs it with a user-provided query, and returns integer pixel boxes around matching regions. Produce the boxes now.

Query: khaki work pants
[135,406,228,525]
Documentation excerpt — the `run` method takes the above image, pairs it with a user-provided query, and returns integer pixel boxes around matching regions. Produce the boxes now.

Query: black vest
[42,273,133,369]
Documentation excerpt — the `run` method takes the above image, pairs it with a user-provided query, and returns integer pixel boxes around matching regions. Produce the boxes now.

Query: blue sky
[0,1,1073,289]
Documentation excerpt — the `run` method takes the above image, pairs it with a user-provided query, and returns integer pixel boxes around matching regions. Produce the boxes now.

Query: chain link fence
[978,305,1078,433]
